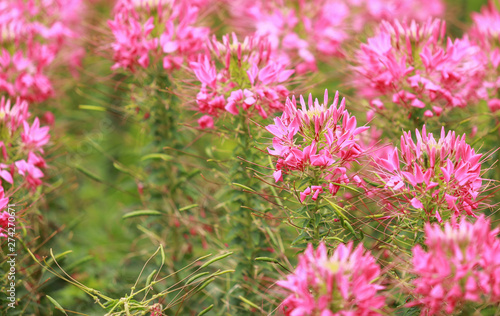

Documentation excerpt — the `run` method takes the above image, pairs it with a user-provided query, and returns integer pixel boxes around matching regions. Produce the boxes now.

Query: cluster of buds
[278,242,386,315]
[0,0,85,102]
[189,33,294,127]
[353,19,485,122]
[227,0,444,74]
[108,0,210,72]
[266,90,368,203]
[410,216,500,314]
[376,126,484,222]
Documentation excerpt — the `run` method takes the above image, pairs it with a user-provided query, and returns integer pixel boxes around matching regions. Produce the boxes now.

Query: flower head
[228,0,444,74]
[266,90,368,201]
[410,216,500,314]
[353,19,485,122]
[190,33,293,123]
[376,126,484,221]
[278,242,385,315]
[108,0,209,72]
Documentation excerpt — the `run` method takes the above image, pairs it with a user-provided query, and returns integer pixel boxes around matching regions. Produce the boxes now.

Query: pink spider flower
[410,216,500,314]
[0,210,9,237]
[227,0,444,74]
[0,0,85,102]
[189,33,294,125]
[108,0,209,72]
[0,98,49,190]
[266,90,368,202]
[21,117,50,152]
[278,242,386,315]
[468,2,500,112]
[352,18,485,121]
[0,97,29,131]
[376,125,484,222]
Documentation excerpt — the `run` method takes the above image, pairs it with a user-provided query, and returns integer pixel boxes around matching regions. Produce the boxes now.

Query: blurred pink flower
[278,242,386,315]
[190,33,293,124]
[410,216,500,314]
[353,19,485,120]
[109,0,209,72]
[227,0,444,73]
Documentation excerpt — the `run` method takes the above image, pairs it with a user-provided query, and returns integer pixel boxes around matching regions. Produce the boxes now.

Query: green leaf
[46,295,68,316]
[238,296,260,309]
[140,153,172,161]
[200,252,233,268]
[75,166,103,183]
[78,105,106,111]
[179,204,198,212]
[232,182,256,192]
[122,210,162,219]
[197,304,214,316]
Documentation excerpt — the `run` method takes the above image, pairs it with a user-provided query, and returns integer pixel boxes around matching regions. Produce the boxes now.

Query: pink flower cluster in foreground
[229,0,444,74]
[468,3,500,112]
[266,90,368,202]
[108,0,209,72]
[353,19,485,120]
[0,97,50,191]
[0,0,85,102]
[377,126,483,222]
[411,216,500,314]
[278,242,385,315]
[190,33,294,126]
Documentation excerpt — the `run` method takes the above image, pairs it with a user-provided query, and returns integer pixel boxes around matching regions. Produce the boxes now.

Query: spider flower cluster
[228,0,444,74]
[189,33,294,125]
[410,216,500,314]
[377,126,483,222]
[0,97,50,237]
[278,242,385,315]
[0,0,85,102]
[0,97,50,191]
[353,19,485,121]
[266,90,368,202]
[468,3,500,112]
[108,0,209,72]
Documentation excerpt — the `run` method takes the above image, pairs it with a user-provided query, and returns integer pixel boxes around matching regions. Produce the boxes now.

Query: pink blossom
[353,19,485,121]
[15,159,44,190]
[21,117,50,152]
[468,3,500,111]
[189,33,293,122]
[266,90,368,202]
[109,0,209,72]
[278,242,386,315]
[0,210,10,237]
[197,115,214,129]
[0,0,85,102]
[376,126,484,221]
[410,216,500,314]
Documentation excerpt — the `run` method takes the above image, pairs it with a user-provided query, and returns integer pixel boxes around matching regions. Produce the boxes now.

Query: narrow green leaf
[186,272,209,285]
[200,252,233,268]
[255,257,279,263]
[46,296,68,315]
[232,183,256,192]
[197,304,214,316]
[75,166,103,183]
[179,204,198,212]
[238,296,260,309]
[122,210,162,219]
[145,269,157,287]
[141,153,172,161]
[79,105,106,111]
